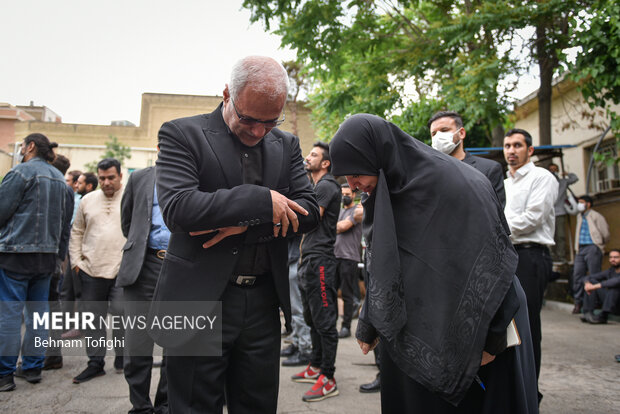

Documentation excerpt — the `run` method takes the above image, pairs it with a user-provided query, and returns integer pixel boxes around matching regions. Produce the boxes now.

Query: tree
[84,135,132,172]
[566,0,620,166]
[242,0,593,146]
[283,60,309,136]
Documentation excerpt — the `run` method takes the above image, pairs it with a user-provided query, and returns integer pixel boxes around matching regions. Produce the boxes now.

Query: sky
[2,0,296,125]
[2,0,540,127]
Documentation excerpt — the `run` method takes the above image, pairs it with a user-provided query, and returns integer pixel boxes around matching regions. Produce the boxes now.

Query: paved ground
[1,303,618,413]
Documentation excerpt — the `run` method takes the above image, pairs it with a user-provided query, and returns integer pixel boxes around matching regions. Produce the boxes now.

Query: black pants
[514,245,551,381]
[166,277,281,414]
[60,257,81,316]
[299,255,338,378]
[46,267,63,357]
[336,258,359,330]
[79,270,124,368]
[583,286,620,314]
[123,252,168,414]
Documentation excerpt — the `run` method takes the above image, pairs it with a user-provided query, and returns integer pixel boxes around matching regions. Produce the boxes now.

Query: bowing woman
[330,114,538,413]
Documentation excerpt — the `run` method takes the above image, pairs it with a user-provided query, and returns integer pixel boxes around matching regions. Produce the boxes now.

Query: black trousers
[514,245,551,381]
[583,286,620,314]
[60,257,81,316]
[46,267,63,357]
[123,252,168,414]
[79,270,124,368]
[336,258,360,330]
[299,255,338,378]
[166,277,281,414]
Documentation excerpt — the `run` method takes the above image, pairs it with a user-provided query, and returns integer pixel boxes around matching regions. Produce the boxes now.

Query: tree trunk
[491,124,505,148]
[536,23,553,147]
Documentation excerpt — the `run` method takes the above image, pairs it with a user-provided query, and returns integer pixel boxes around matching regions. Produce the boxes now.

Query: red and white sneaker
[302,374,339,402]
[291,364,321,383]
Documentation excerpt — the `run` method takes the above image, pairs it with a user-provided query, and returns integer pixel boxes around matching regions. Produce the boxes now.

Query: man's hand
[270,190,308,237]
[584,281,601,294]
[190,226,248,249]
[357,337,380,355]
[481,351,495,366]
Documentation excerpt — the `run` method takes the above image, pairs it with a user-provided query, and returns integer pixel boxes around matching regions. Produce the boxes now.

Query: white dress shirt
[504,161,559,246]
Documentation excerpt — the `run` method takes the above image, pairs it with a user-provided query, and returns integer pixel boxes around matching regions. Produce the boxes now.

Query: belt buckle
[234,275,256,286]
[156,250,166,260]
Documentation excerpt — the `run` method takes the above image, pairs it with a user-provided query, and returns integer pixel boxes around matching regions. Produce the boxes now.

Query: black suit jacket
[463,151,506,208]
[150,105,319,347]
[116,166,156,288]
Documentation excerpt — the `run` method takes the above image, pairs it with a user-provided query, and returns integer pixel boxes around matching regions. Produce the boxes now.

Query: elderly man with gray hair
[151,56,319,413]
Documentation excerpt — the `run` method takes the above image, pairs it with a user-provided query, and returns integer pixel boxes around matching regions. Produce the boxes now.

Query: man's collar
[508,161,534,179]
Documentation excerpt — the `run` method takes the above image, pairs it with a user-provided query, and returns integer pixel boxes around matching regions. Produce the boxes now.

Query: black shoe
[114,355,124,373]
[73,366,105,384]
[14,366,42,384]
[338,327,351,338]
[571,303,582,314]
[43,355,63,370]
[0,374,16,392]
[280,344,298,357]
[359,374,380,393]
[282,351,311,367]
[579,313,588,323]
[615,354,620,363]
[585,312,607,324]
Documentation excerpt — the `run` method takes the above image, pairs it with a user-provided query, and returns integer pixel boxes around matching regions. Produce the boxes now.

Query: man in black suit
[117,165,168,413]
[428,111,506,207]
[151,56,319,413]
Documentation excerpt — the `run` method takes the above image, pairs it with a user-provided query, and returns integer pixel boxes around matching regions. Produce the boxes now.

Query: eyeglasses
[230,98,285,128]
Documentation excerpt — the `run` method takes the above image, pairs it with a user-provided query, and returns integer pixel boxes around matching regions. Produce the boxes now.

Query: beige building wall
[4,93,317,177]
[514,79,619,253]
[514,79,619,197]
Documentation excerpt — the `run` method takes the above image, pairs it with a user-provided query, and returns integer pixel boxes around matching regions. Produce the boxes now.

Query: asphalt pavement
[1,302,618,413]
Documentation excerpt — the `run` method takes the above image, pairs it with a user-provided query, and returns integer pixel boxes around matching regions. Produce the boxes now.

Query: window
[586,138,620,193]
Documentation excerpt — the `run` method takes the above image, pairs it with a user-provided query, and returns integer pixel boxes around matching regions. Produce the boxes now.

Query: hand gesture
[190,226,248,248]
[270,190,308,237]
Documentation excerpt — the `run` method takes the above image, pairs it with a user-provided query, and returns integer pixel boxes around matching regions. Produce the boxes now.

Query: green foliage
[570,0,620,135]
[243,0,605,148]
[84,135,132,173]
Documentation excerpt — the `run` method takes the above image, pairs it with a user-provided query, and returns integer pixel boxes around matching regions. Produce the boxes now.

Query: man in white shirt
[69,158,126,384]
[503,128,558,400]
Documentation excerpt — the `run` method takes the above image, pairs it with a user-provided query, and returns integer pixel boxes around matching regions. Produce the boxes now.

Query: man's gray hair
[229,56,289,102]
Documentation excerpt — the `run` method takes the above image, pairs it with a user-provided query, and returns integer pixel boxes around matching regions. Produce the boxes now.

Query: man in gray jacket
[117,165,168,414]
[572,195,610,314]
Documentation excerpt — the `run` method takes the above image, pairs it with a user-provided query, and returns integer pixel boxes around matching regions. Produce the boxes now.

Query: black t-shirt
[301,173,341,258]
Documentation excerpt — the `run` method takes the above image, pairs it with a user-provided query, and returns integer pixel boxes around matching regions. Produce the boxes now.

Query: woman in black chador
[330,114,538,413]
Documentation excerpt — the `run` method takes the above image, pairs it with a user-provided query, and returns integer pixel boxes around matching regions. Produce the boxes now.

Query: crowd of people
[0,55,617,414]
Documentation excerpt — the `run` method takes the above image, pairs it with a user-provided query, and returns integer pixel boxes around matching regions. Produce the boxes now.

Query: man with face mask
[572,195,610,314]
[334,184,363,339]
[428,111,505,207]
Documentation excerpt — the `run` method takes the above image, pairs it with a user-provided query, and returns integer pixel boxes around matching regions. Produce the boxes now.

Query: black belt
[514,242,546,250]
[147,248,166,260]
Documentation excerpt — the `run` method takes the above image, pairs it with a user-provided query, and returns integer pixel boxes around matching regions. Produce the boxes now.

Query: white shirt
[504,161,559,246]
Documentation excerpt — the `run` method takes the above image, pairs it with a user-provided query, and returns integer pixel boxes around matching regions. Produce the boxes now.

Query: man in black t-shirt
[292,142,342,402]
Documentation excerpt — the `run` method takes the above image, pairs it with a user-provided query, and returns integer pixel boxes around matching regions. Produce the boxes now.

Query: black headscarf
[331,114,518,405]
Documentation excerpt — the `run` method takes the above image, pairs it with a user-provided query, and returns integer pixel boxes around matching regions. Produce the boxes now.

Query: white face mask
[432,130,460,154]
[577,203,586,212]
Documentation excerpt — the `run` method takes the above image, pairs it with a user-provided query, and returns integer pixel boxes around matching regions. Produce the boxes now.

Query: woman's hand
[358,337,380,355]
[480,351,495,366]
